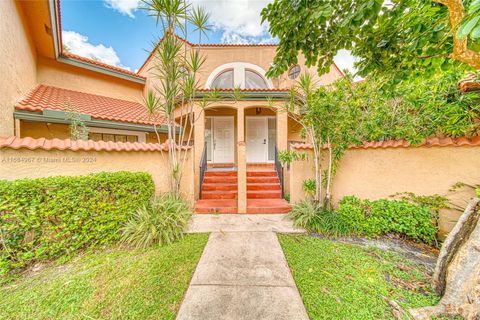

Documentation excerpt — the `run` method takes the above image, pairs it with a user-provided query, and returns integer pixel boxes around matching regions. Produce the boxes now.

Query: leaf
[468,0,480,14]
[456,16,480,38]
[471,25,480,40]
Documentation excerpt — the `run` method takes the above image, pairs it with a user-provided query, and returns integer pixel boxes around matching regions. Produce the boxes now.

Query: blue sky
[61,0,356,74]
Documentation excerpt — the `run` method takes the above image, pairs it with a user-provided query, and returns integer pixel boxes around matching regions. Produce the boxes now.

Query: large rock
[410,197,480,319]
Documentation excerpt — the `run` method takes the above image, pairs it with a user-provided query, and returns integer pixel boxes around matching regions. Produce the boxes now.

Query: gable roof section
[16,84,166,126]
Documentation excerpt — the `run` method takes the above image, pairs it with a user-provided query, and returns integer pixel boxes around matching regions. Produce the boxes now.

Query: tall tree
[261,0,480,80]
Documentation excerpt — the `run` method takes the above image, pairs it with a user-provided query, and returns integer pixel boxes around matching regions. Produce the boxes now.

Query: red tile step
[202,183,238,191]
[247,199,291,214]
[247,190,282,199]
[247,183,281,191]
[247,176,279,183]
[195,199,237,214]
[204,171,237,177]
[204,176,238,184]
[202,190,238,200]
[247,171,277,177]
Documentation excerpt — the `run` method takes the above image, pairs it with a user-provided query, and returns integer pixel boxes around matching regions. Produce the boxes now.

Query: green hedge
[0,172,154,275]
[336,196,437,245]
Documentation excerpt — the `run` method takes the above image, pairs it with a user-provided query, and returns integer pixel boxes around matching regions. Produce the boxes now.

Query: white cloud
[333,49,362,79]
[62,31,131,71]
[104,0,141,18]
[191,0,273,44]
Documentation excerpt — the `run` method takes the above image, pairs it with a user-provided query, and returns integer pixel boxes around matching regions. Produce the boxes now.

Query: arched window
[245,70,268,89]
[211,69,234,89]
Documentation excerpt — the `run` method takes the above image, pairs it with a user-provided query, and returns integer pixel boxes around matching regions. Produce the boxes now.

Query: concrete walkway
[177,214,308,320]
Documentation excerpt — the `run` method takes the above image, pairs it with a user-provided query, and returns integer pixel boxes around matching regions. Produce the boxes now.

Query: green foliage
[302,179,317,197]
[65,102,89,140]
[261,0,477,81]
[284,192,291,202]
[289,201,353,237]
[0,234,208,319]
[278,150,306,165]
[279,235,439,319]
[0,172,154,275]
[337,196,437,245]
[121,193,192,249]
[457,0,480,41]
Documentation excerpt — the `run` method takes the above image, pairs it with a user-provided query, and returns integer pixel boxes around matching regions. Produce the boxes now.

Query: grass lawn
[0,233,208,320]
[279,234,439,320]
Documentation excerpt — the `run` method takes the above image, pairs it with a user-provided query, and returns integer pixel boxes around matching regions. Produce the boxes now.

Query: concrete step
[247,190,282,199]
[202,190,238,200]
[204,176,238,184]
[195,199,238,214]
[202,183,238,191]
[247,171,277,177]
[247,183,281,191]
[247,199,291,214]
[205,171,237,177]
[247,176,279,184]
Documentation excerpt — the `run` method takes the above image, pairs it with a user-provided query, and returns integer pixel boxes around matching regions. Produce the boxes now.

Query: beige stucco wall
[36,56,144,102]
[0,0,37,136]
[0,148,195,202]
[140,44,343,92]
[290,146,480,235]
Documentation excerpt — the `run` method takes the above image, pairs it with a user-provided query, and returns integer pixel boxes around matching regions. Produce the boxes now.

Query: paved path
[177,214,309,320]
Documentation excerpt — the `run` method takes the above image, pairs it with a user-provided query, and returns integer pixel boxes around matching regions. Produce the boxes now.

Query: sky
[61,0,357,74]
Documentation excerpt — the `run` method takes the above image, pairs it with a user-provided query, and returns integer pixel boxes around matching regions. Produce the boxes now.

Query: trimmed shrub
[337,196,437,245]
[121,193,192,249]
[0,172,154,275]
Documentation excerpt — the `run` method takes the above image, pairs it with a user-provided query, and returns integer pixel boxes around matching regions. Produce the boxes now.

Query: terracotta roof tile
[290,136,480,150]
[16,84,166,126]
[61,52,146,79]
[0,136,191,153]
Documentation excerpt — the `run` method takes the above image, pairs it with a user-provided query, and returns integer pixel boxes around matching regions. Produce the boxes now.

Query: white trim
[88,127,147,143]
[205,62,273,89]
[212,116,235,163]
[245,116,275,163]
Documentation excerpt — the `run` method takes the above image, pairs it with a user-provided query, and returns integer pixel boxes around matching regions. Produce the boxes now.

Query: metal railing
[274,144,284,198]
[199,142,208,199]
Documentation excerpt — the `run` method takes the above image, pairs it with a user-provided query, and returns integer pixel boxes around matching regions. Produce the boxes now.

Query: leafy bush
[284,192,291,202]
[303,179,316,198]
[288,201,353,237]
[337,196,437,245]
[0,172,154,275]
[121,193,192,249]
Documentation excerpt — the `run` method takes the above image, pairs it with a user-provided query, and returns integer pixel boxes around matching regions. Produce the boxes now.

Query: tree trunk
[325,141,333,209]
[433,0,480,69]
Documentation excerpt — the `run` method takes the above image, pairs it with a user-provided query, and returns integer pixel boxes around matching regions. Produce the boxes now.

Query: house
[0,0,343,213]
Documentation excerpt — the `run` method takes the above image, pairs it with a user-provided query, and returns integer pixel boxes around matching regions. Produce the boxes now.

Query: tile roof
[196,88,291,93]
[0,136,191,153]
[62,52,145,79]
[290,136,480,150]
[16,84,166,126]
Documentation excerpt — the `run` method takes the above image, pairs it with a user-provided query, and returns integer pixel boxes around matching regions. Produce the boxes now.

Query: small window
[288,65,301,79]
[211,69,234,89]
[245,70,268,89]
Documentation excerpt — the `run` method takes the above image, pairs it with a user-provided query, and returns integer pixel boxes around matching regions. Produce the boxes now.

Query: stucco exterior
[290,146,480,235]
[0,0,37,136]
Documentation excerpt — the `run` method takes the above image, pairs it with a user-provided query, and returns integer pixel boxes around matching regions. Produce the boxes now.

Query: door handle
[263,139,266,144]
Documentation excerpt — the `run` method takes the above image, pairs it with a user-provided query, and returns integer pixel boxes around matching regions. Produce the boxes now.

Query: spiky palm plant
[121,193,192,249]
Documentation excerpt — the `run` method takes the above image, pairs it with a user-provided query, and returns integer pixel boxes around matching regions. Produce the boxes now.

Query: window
[89,132,139,143]
[211,69,234,89]
[245,70,268,89]
[288,65,301,79]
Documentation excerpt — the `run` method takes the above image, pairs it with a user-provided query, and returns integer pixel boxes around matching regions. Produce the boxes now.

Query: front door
[246,117,268,163]
[213,117,234,163]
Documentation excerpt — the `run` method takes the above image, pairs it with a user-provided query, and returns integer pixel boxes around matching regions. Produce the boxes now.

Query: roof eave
[47,0,146,85]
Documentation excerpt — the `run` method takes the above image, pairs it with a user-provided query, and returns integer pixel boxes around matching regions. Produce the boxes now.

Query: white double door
[246,117,271,163]
[212,117,234,163]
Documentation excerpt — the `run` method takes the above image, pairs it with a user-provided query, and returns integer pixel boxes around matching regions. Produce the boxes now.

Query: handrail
[199,142,208,199]
[274,144,284,198]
